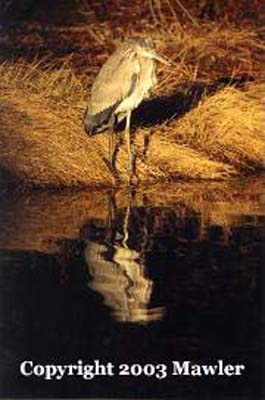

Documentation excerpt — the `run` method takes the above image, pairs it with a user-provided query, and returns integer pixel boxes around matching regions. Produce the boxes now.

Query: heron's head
[129,37,170,65]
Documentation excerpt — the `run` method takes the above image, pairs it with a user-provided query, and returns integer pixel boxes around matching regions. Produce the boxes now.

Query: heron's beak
[153,53,171,65]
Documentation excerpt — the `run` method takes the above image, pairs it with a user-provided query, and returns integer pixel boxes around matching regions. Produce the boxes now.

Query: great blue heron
[84,37,169,183]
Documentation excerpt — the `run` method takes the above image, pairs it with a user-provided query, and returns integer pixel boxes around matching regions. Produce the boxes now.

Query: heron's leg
[109,133,113,168]
[109,114,116,168]
[125,110,132,177]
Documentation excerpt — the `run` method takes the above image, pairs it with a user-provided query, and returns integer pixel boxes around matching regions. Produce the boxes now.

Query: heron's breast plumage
[115,57,156,115]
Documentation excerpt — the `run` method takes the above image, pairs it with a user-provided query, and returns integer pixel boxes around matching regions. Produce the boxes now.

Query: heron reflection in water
[83,193,164,323]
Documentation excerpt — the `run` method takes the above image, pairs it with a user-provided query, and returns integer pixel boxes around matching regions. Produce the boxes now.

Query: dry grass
[0,61,113,187]
[0,0,264,187]
[0,58,264,187]
[169,83,265,170]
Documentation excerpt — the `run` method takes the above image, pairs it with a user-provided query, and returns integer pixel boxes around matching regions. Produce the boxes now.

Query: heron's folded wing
[89,46,140,116]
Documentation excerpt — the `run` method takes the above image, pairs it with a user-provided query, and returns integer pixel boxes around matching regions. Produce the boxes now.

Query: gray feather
[87,43,140,117]
[85,72,138,133]
[84,101,120,134]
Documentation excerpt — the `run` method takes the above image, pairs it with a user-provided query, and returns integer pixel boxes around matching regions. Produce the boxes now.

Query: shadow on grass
[106,74,254,178]
[130,74,255,129]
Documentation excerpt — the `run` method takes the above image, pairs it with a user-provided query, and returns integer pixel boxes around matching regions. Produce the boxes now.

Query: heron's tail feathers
[84,102,119,135]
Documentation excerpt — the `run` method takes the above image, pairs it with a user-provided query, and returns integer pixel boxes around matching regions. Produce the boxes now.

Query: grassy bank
[0,60,264,187]
[0,1,264,187]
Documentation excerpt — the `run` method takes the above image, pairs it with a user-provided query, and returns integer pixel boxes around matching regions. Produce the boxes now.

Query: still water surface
[0,177,264,398]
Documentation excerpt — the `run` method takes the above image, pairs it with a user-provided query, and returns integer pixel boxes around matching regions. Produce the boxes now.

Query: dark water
[0,178,264,398]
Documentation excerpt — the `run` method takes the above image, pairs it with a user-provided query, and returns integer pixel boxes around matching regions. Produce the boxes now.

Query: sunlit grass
[0,0,264,187]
